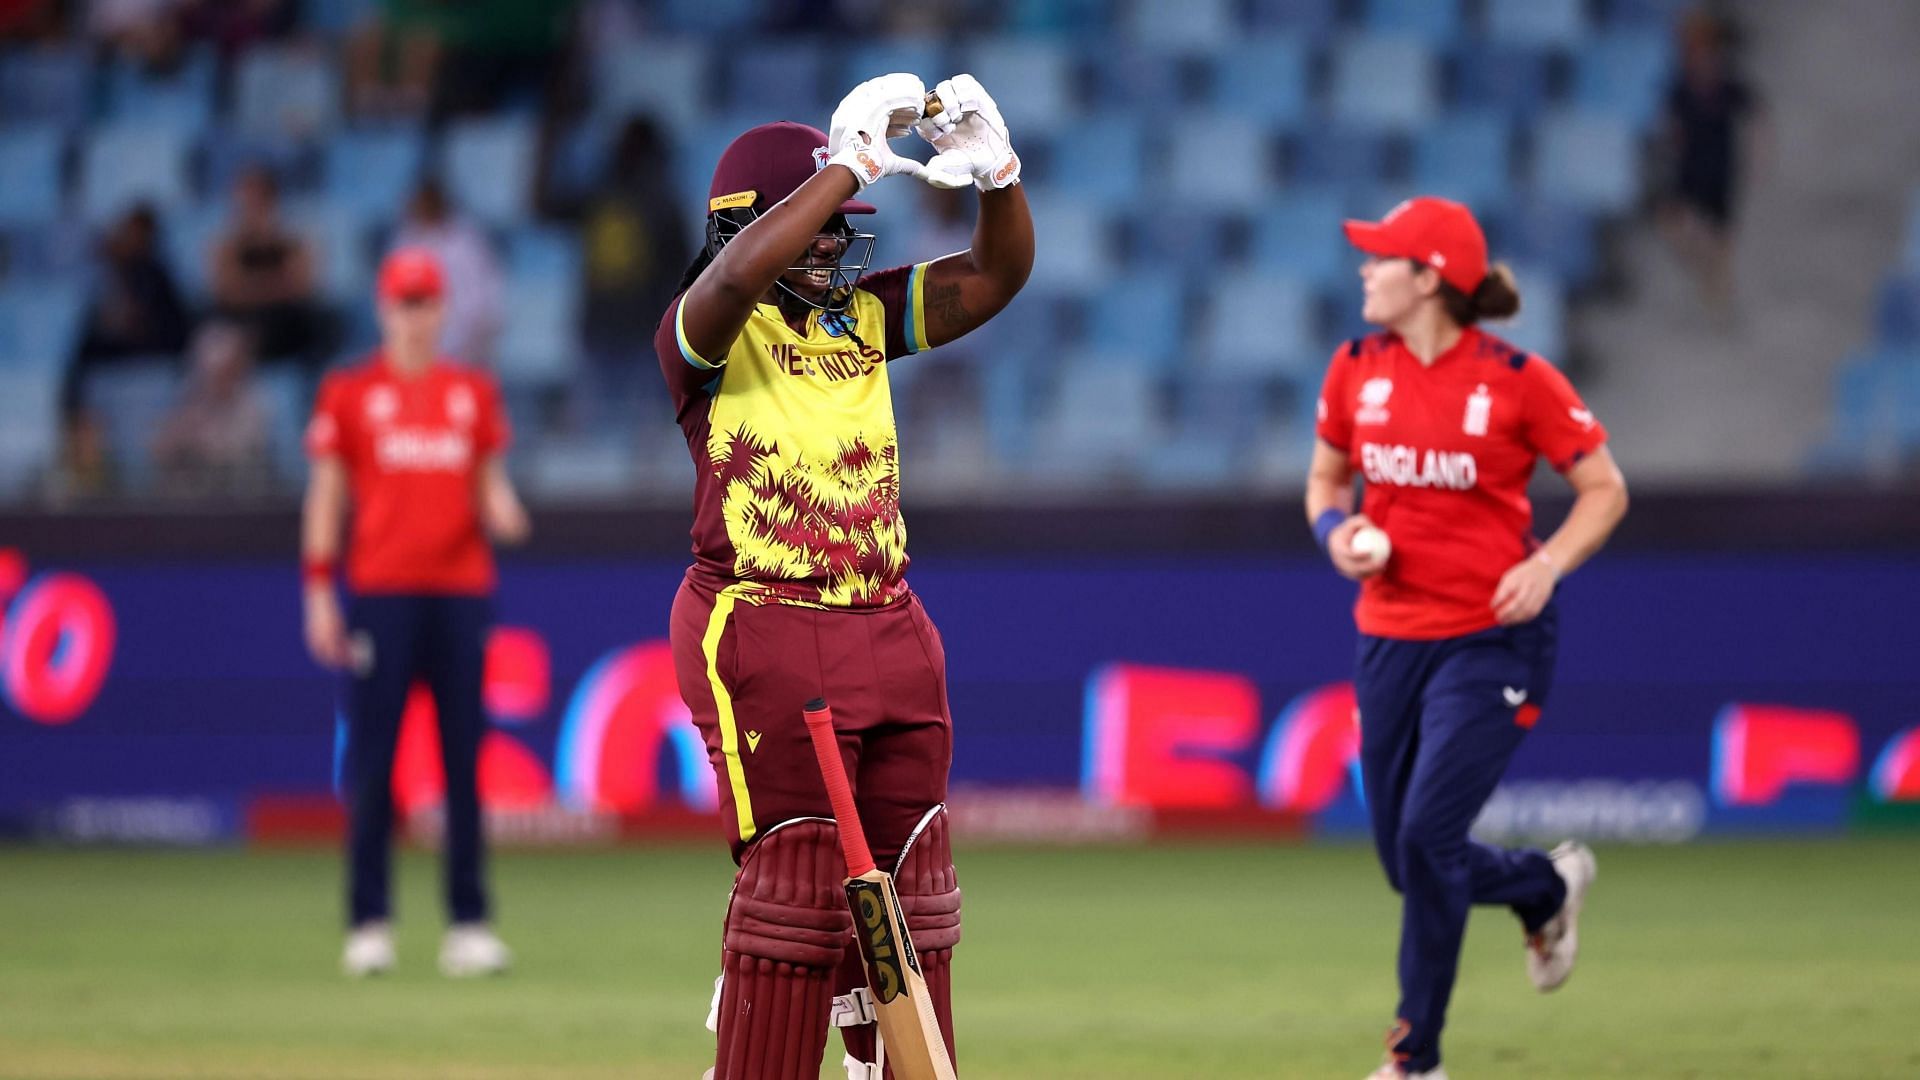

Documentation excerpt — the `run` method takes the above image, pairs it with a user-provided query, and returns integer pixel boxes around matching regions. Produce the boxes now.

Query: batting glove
[915,74,1022,191]
[826,73,942,191]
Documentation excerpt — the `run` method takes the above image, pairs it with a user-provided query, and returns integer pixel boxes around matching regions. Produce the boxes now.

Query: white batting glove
[826,73,936,191]
[915,74,1021,191]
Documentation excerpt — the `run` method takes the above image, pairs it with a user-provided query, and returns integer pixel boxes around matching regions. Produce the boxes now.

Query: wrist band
[1312,509,1348,551]
[302,559,335,586]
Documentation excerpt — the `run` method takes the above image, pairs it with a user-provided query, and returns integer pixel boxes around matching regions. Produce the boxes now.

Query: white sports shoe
[1366,1060,1449,1079]
[1527,840,1597,992]
[439,923,511,977]
[342,921,395,977]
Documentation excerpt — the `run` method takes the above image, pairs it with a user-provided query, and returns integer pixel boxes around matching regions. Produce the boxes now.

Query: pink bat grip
[802,699,875,877]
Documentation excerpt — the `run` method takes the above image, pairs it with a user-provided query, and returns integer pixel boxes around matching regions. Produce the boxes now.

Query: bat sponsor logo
[849,880,906,1003]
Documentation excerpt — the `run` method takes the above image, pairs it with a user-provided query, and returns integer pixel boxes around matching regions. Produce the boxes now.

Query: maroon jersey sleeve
[1314,347,1355,452]
[305,372,351,462]
[854,262,929,361]
[474,371,510,456]
[1519,356,1608,471]
[656,291,726,419]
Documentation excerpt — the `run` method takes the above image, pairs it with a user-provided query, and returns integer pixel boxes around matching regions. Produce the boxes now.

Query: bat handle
[922,91,944,119]
[802,699,876,877]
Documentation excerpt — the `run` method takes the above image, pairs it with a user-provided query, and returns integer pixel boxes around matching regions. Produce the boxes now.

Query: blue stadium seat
[1119,205,1230,281]
[1250,189,1352,291]
[1023,194,1115,292]
[724,40,827,117]
[1207,36,1312,128]
[0,280,86,372]
[285,199,371,307]
[1603,0,1690,31]
[1532,110,1641,213]
[1,219,90,282]
[1411,111,1514,206]
[1484,0,1590,48]
[961,39,1075,136]
[1330,36,1439,131]
[1364,0,1465,43]
[0,46,90,129]
[596,39,710,133]
[1492,264,1567,360]
[1482,198,1598,287]
[1573,30,1674,132]
[1049,123,1146,210]
[80,126,193,223]
[1450,43,1554,121]
[202,131,308,204]
[254,365,314,486]
[0,369,59,498]
[441,117,537,227]
[840,41,944,92]
[234,45,342,137]
[324,127,426,224]
[1087,44,1185,119]
[1289,126,1392,186]
[84,358,181,492]
[1875,275,1920,344]
[0,127,65,227]
[162,203,227,304]
[1166,114,1275,212]
[1002,0,1111,34]
[1202,271,1318,381]
[1032,359,1161,473]
[1244,0,1341,42]
[657,0,759,33]
[1126,0,1236,51]
[496,274,582,386]
[508,228,585,284]
[103,48,216,133]
[1087,271,1188,371]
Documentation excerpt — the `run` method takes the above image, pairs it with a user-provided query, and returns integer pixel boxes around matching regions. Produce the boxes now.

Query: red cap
[377,247,445,302]
[1343,197,1489,295]
[707,121,876,217]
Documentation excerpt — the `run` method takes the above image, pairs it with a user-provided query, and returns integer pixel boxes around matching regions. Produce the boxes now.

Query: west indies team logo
[0,549,117,725]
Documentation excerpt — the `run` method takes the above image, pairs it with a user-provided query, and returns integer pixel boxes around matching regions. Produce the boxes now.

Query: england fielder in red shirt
[302,248,530,979]
[1304,198,1630,1079]
[656,74,1031,1079]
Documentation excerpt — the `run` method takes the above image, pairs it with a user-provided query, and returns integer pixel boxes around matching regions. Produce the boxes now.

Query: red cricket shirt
[1316,328,1608,639]
[305,355,509,595]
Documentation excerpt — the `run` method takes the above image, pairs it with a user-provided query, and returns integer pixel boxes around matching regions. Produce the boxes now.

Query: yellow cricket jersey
[654,262,933,608]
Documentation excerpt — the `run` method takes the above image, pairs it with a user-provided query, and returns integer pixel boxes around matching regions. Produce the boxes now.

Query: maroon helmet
[703,121,877,315]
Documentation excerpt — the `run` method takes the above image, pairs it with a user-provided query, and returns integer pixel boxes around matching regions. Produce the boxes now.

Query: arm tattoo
[925,280,971,340]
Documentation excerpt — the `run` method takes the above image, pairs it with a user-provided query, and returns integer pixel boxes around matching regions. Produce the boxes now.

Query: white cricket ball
[1350,525,1392,566]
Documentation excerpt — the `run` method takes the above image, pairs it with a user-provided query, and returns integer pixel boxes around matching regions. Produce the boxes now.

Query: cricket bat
[802,698,957,1080]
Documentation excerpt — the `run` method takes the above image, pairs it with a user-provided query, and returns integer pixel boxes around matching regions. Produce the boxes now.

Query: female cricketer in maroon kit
[1304,198,1630,1079]
[654,74,1031,1079]
[302,248,530,979]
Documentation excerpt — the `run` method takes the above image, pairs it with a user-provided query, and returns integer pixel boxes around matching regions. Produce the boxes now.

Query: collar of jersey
[1389,325,1482,370]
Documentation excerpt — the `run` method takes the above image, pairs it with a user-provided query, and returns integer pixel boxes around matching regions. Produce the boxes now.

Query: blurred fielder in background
[1304,198,1630,1079]
[301,248,530,979]
[654,73,1031,1078]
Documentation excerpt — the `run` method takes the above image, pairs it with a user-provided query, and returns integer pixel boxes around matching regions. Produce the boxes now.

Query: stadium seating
[0,0,1686,500]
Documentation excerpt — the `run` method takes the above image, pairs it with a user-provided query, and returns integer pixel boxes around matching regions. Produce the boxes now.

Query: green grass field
[1,839,1916,1079]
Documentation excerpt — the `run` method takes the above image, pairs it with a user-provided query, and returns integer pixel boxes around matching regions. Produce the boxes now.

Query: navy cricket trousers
[1356,605,1568,1073]
[342,594,491,928]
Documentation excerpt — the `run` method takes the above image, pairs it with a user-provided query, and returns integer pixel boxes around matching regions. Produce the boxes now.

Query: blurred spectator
[153,321,272,496]
[176,0,295,57]
[348,0,579,122]
[67,203,190,418]
[88,0,185,69]
[211,166,326,366]
[390,178,503,365]
[1662,10,1764,303]
[570,115,689,399]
